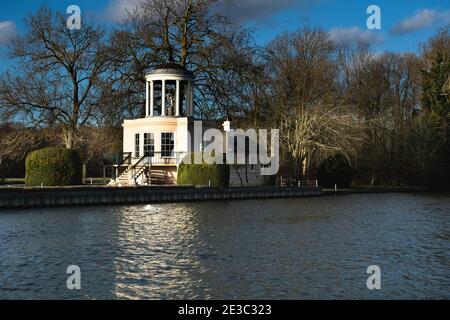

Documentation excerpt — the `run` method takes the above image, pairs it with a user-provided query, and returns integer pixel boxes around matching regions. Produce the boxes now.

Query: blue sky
[0,0,449,71]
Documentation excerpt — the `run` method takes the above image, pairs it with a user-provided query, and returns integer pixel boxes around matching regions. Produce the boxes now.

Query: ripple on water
[0,193,449,299]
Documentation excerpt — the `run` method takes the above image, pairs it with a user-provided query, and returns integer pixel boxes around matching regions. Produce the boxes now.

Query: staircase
[111,166,175,186]
[110,162,177,186]
[109,160,148,187]
[114,168,134,186]
[109,153,184,186]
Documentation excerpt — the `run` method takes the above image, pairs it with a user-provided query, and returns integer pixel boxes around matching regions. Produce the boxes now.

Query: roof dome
[145,63,195,78]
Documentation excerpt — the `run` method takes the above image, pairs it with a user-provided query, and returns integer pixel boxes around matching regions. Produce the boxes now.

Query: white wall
[123,117,191,162]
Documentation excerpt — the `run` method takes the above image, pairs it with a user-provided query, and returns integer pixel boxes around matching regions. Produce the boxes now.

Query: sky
[0,0,449,72]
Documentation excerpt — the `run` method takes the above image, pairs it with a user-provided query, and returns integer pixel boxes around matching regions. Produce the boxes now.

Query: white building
[111,63,266,187]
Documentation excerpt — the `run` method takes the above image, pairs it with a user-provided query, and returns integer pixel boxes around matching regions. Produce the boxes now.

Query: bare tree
[280,104,363,179]
[0,124,43,178]
[108,0,256,119]
[261,28,364,179]
[0,6,110,148]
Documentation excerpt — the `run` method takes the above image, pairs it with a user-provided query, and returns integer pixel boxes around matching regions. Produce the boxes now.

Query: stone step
[110,167,175,186]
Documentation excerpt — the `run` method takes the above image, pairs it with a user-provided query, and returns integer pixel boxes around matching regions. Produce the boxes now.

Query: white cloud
[329,27,382,45]
[104,0,142,22]
[0,21,16,45]
[391,9,450,35]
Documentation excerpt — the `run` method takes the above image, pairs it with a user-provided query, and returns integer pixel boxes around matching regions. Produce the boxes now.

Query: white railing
[131,152,189,167]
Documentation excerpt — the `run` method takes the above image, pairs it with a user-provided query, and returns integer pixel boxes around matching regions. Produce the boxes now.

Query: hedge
[25,147,82,186]
[177,153,230,189]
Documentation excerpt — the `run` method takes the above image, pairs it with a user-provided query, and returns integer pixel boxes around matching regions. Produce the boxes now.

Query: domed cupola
[145,63,195,117]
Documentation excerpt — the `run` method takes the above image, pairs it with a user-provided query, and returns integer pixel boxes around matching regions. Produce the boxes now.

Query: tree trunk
[302,157,308,180]
[290,156,309,182]
[63,128,74,149]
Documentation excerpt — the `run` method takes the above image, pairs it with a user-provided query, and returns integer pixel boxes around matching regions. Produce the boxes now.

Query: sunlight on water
[0,193,449,299]
[112,204,209,299]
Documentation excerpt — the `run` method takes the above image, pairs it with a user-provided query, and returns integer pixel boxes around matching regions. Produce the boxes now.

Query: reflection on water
[112,204,208,299]
[0,193,449,299]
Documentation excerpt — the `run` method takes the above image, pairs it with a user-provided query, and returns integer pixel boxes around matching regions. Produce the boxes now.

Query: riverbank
[0,185,435,210]
[0,186,322,209]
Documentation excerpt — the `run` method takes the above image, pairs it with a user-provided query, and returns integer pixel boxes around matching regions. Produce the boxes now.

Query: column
[186,81,190,116]
[145,81,149,117]
[189,81,194,116]
[175,80,180,117]
[161,79,166,116]
[150,81,154,116]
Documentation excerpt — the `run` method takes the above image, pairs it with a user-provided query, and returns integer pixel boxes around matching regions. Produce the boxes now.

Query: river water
[0,193,449,299]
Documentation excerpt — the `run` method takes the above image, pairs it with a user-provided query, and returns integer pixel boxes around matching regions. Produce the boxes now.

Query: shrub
[177,153,230,189]
[25,147,82,186]
[317,154,354,188]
